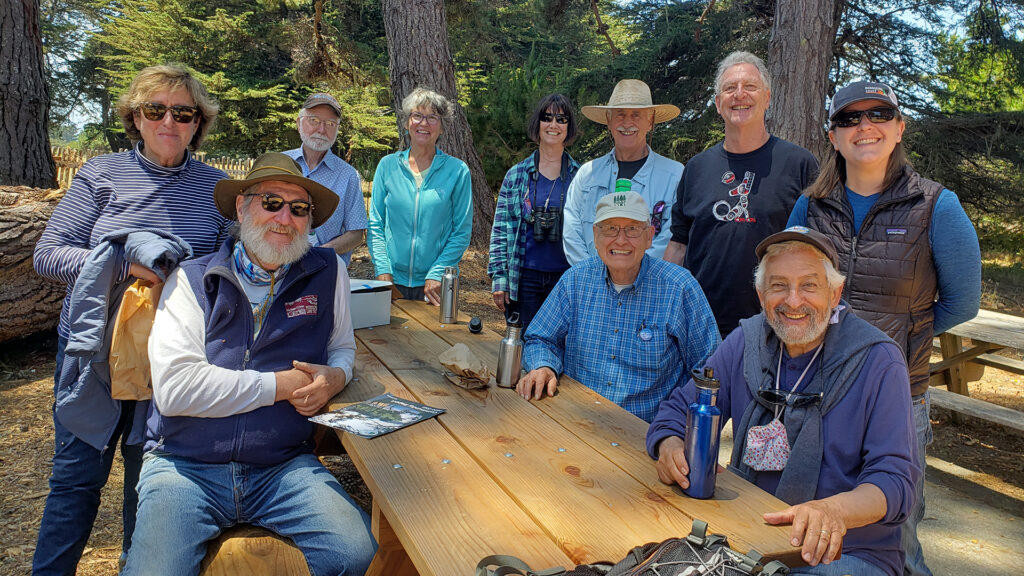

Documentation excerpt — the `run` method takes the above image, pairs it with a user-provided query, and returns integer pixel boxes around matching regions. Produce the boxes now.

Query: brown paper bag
[109,279,163,400]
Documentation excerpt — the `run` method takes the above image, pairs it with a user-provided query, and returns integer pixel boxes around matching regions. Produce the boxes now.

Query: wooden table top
[329,300,799,576]
[946,308,1024,350]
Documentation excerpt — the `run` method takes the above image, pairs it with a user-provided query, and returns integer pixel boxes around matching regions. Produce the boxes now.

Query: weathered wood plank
[930,387,1024,432]
[972,352,1024,376]
[945,309,1024,350]
[366,502,418,576]
[929,341,1002,374]
[200,525,309,576]
[396,300,798,565]
[340,341,574,576]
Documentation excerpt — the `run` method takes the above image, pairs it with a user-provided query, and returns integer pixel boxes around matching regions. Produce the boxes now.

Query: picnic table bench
[929,308,1024,431]
[326,299,802,576]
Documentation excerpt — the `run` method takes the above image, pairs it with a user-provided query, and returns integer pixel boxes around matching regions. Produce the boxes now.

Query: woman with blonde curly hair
[32,63,231,574]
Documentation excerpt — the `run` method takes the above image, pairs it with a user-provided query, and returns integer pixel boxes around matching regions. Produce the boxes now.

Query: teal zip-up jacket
[368,148,473,286]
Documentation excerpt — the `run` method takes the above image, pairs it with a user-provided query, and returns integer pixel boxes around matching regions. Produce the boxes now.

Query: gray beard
[301,132,333,152]
[765,306,829,349]
[239,218,311,270]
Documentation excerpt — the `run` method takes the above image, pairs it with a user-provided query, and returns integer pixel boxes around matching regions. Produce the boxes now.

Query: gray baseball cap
[828,81,899,121]
[755,226,839,269]
[302,92,341,117]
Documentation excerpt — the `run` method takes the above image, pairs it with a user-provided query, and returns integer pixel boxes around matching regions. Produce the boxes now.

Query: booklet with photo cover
[309,393,446,439]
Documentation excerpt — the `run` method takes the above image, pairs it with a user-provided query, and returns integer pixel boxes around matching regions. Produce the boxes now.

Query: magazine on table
[309,393,445,439]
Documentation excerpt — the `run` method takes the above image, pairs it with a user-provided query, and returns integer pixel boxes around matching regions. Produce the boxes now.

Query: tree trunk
[767,0,843,159]
[381,0,495,247]
[0,187,65,343]
[0,0,57,188]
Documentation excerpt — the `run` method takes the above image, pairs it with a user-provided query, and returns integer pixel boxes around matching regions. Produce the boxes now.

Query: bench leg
[938,333,967,424]
[366,502,418,576]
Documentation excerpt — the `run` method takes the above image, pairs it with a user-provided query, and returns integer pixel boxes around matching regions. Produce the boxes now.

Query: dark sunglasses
[757,389,823,409]
[539,112,570,124]
[651,201,666,235]
[139,102,200,123]
[244,193,314,218]
[831,106,898,129]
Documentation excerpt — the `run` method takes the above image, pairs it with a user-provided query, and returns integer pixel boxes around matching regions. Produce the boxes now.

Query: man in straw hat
[518,191,719,423]
[664,52,818,338]
[123,153,375,575]
[562,79,683,264]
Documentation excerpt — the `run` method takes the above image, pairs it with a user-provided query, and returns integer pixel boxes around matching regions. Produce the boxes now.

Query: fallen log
[0,186,66,343]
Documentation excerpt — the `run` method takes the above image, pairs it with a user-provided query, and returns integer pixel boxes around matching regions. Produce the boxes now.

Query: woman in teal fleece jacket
[368,87,473,304]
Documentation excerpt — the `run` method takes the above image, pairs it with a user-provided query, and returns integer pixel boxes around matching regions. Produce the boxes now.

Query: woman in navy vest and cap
[788,80,981,576]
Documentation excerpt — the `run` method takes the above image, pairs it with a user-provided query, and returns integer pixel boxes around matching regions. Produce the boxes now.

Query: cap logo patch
[614,194,627,206]
[865,86,885,95]
[787,225,811,234]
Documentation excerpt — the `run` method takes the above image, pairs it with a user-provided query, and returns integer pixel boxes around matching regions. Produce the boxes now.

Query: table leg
[938,333,968,425]
[366,502,418,576]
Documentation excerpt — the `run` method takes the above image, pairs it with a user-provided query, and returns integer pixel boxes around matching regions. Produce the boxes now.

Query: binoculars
[532,206,562,243]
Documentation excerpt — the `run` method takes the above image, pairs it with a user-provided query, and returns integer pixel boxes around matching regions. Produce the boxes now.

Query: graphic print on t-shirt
[712,170,757,223]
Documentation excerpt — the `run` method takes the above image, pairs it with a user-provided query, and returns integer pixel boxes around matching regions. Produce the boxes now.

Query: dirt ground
[1,246,1022,575]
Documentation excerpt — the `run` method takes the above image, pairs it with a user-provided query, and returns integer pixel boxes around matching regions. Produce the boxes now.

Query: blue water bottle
[683,367,722,499]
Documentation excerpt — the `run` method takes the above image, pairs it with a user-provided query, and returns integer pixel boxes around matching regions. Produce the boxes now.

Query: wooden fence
[51,146,371,211]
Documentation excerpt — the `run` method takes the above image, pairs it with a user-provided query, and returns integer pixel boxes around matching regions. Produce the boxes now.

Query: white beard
[300,131,334,152]
[239,216,311,270]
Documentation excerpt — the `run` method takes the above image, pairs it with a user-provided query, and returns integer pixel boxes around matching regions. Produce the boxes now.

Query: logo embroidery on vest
[285,295,318,318]
[887,228,907,235]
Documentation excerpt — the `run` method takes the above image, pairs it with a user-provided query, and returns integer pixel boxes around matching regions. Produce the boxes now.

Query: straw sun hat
[581,79,681,125]
[214,152,338,228]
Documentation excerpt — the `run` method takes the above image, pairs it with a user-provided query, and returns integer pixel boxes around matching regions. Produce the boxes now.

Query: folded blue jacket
[57,229,193,451]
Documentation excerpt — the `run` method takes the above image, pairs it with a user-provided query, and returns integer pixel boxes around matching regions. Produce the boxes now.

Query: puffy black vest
[807,167,942,396]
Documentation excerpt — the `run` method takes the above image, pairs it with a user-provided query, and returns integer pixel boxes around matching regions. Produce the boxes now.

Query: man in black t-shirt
[664,51,818,336]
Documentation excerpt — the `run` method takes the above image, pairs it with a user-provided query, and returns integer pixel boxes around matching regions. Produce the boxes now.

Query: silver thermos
[439,266,459,323]
[496,312,523,388]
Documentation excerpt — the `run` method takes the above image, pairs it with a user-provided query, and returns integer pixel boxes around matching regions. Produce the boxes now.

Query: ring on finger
[818,529,829,539]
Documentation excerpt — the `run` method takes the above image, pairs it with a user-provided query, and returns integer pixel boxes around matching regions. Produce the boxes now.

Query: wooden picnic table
[929,308,1024,431]
[327,299,801,576]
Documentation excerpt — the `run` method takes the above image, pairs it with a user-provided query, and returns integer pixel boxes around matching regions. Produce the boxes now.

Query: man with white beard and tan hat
[562,79,683,264]
[123,152,375,575]
[283,92,367,265]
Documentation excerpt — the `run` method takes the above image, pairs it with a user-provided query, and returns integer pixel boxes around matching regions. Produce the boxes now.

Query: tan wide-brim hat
[581,79,681,125]
[214,152,338,228]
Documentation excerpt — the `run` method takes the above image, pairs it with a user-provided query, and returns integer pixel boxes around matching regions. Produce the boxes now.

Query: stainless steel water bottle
[439,266,459,323]
[495,312,523,388]
[683,367,722,499]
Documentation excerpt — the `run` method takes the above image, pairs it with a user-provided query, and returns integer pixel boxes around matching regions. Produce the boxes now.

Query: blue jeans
[122,451,376,576]
[789,552,889,575]
[33,335,143,575]
[901,392,933,576]
[509,267,567,330]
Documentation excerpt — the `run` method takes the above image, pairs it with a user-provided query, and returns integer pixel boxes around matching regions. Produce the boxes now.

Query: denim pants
[122,451,376,576]
[33,335,143,576]
[508,267,567,330]
[394,283,426,301]
[789,552,889,576]
[901,391,934,576]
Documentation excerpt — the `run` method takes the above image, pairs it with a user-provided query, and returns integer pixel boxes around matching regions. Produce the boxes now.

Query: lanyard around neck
[773,344,823,419]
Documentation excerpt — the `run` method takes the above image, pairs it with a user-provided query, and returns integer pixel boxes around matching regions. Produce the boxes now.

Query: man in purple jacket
[122,153,375,575]
[647,226,919,576]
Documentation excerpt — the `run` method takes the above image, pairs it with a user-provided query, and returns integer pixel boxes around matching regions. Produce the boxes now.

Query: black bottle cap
[468,317,482,333]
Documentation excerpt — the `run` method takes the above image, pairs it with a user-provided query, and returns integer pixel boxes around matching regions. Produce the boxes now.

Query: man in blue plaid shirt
[518,191,720,422]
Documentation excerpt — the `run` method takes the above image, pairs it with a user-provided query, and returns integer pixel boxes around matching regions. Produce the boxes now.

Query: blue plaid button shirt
[523,254,721,422]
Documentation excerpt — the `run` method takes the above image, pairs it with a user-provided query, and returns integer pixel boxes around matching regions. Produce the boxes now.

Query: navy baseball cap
[756,226,839,269]
[828,81,899,121]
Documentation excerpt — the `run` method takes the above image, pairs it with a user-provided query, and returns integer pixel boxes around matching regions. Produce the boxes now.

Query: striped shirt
[284,148,367,265]
[34,144,231,337]
[522,254,721,422]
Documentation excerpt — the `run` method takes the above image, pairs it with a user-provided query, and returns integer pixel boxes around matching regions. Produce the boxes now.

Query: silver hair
[400,87,454,133]
[753,241,846,292]
[714,51,772,94]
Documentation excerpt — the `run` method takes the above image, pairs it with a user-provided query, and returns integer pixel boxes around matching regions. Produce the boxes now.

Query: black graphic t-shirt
[669,136,818,336]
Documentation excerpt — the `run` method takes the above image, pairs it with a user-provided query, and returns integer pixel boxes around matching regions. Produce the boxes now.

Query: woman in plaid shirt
[487,94,581,329]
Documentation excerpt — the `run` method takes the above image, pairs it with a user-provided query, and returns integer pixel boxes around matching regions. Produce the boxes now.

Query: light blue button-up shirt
[284,148,367,265]
[523,254,720,422]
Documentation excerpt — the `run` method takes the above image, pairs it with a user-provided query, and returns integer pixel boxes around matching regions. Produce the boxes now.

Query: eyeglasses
[410,112,441,126]
[244,193,314,218]
[539,112,570,124]
[757,389,823,409]
[138,102,200,123]
[651,201,666,235]
[831,107,899,129]
[596,223,647,238]
[301,115,339,130]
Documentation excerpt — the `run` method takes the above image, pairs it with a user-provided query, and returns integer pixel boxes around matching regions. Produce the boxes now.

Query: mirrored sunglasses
[757,389,823,409]
[596,223,647,238]
[139,102,200,123]
[244,193,313,218]
[539,112,570,124]
[831,106,898,129]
